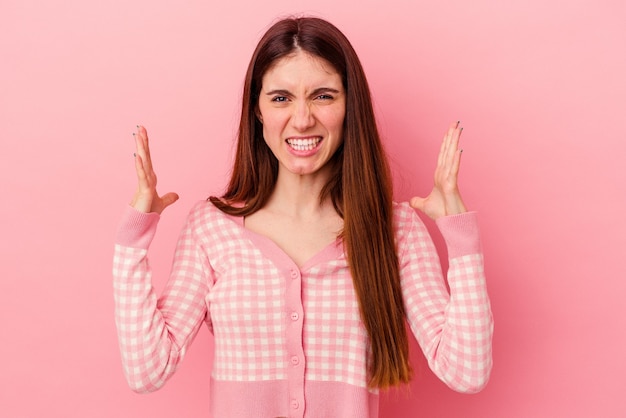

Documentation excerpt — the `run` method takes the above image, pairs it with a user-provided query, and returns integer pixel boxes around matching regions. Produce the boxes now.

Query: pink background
[2,0,625,416]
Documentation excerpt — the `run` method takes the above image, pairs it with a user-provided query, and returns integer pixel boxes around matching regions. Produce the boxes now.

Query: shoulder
[392,201,425,232]
[188,199,219,216]
[184,199,244,241]
[186,199,239,225]
[392,201,433,252]
[392,201,415,223]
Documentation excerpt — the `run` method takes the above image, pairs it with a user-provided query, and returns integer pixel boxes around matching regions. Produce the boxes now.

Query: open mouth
[286,137,322,151]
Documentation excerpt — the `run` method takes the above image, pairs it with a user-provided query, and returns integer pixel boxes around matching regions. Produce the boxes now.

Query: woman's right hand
[130,125,179,214]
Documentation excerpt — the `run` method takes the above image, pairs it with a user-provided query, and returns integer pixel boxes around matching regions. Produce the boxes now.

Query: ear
[255,107,263,123]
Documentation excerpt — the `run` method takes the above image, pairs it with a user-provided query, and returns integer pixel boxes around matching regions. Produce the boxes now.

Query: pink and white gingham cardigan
[113,200,493,418]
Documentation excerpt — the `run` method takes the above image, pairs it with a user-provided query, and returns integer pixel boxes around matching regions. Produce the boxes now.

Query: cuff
[115,205,160,249]
[435,211,482,259]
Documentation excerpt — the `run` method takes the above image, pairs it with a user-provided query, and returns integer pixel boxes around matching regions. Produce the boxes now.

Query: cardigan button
[290,399,299,409]
[290,269,299,279]
[290,356,300,366]
[290,312,299,321]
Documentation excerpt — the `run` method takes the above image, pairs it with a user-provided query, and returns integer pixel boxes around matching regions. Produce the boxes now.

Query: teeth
[287,137,321,151]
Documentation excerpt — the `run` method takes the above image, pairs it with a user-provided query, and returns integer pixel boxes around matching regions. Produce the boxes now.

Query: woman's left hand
[410,121,467,220]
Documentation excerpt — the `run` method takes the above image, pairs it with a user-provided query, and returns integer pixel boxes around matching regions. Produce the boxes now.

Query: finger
[436,129,448,169]
[448,148,462,183]
[442,122,462,179]
[409,196,425,211]
[161,192,180,211]
[133,129,147,167]
[133,133,150,186]
[450,126,463,178]
[437,121,458,172]
[136,125,154,177]
[435,124,453,183]
[443,121,458,157]
[134,152,151,191]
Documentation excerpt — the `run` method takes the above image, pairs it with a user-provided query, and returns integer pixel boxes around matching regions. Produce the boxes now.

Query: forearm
[113,244,183,392]
[400,208,493,393]
[424,254,493,393]
[112,205,209,393]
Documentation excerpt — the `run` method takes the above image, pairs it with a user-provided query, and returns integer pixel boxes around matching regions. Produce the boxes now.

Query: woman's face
[257,50,346,178]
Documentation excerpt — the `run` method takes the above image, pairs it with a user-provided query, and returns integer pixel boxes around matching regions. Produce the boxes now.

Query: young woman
[113,16,493,418]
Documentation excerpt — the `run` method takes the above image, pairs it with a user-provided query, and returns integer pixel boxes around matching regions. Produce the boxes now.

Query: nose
[290,100,315,131]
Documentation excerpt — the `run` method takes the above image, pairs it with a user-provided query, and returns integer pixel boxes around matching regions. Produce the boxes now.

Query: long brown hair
[210,17,411,388]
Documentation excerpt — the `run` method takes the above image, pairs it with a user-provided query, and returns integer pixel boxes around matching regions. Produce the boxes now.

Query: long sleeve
[396,204,493,393]
[112,204,213,393]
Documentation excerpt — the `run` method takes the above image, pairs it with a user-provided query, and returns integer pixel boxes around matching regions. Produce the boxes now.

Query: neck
[265,166,333,218]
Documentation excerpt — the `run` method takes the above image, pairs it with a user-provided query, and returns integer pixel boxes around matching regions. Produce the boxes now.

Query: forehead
[262,50,341,88]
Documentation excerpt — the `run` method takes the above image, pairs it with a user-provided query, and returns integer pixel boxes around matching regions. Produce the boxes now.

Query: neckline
[227,214,344,271]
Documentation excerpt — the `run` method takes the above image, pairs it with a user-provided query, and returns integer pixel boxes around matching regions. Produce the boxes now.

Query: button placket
[285,267,305,417]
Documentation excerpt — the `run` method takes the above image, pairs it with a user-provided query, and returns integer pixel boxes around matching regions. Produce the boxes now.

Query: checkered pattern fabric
[396,206,493,394]
[113,201,493,417]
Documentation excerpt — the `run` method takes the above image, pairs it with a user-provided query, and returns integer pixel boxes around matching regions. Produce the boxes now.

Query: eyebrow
[264,87,342,96]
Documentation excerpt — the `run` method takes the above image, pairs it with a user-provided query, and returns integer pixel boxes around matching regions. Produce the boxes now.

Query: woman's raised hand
[130,125,179,214]
[410,121,467,220]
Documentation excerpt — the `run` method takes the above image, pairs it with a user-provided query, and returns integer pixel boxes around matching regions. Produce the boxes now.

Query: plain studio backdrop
[1,0,624,417]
